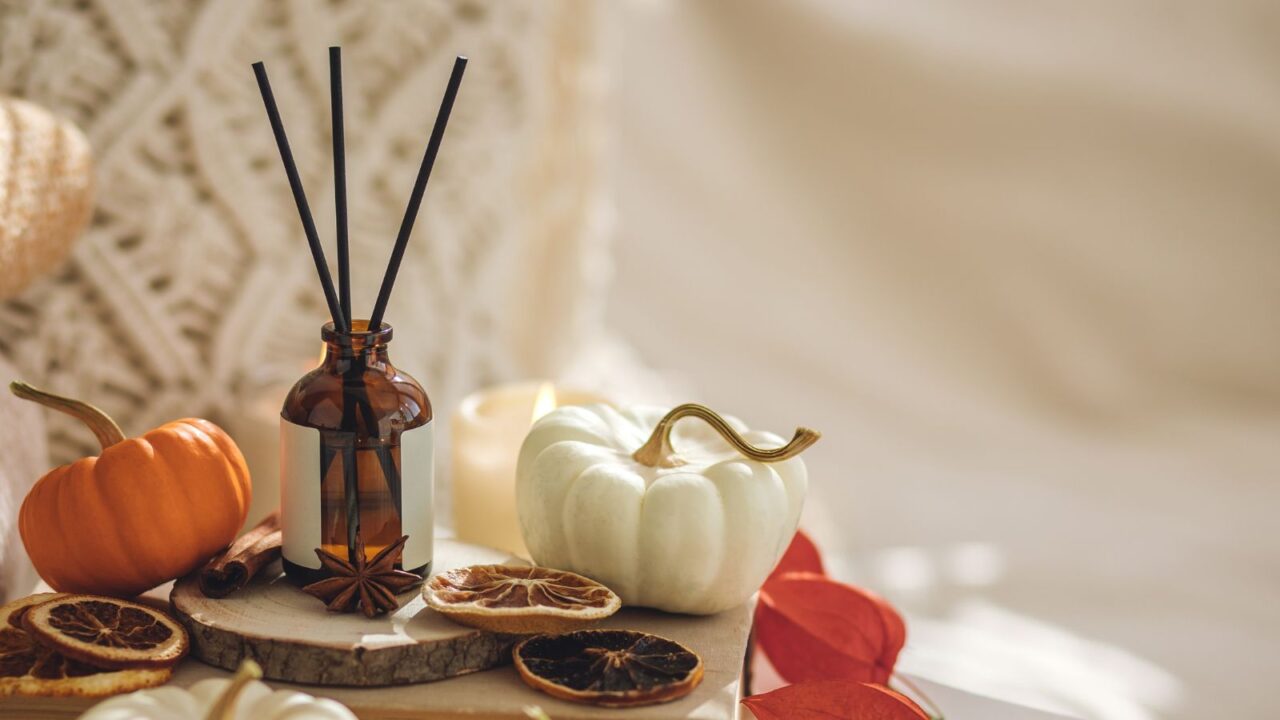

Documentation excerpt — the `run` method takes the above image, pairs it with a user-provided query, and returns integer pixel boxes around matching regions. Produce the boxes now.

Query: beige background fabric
[0,353,45,602]
[606,2,1279,719]
[0,1,1276,718]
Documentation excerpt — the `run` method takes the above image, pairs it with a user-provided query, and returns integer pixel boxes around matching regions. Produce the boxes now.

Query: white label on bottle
[279,418,434,570]
[280,418,322,569]
[401,421,434,569]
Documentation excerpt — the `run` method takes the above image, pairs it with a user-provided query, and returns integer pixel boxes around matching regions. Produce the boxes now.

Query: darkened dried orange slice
[22,594,188,670]
[424,564,621,634]
[514,629,704,707]
[0,595,170,697]
[5,593,63,630]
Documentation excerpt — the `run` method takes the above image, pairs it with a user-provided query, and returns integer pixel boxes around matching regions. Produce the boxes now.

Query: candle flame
[531,382,557,424]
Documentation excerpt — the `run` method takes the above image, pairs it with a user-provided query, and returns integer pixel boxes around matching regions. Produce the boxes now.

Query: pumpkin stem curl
[204,659,263,720]
[8,381,126,450]
[632,403,820,468]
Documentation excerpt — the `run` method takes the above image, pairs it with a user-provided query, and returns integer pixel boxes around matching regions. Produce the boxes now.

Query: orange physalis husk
[756,570,906,685]
[766,529,825,585]
[742,680,929,720]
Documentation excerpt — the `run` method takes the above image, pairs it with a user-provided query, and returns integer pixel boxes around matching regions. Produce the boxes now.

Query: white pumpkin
[516,403,818,614]
[80,660,355,720]
[0,96,94,300]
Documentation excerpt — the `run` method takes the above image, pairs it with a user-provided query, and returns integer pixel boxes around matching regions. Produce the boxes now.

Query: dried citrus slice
[424,564,620,634]
[514,630,703,707]
[0,595,170,697]
[21,594,188,670]
[5,593,63,630]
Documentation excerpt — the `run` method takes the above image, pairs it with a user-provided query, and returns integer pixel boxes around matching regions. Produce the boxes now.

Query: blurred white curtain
[607,2,1280,718]
[612,0,1280,426]
[0,355,46,601]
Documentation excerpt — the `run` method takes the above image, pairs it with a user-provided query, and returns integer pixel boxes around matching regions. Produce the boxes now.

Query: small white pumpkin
[80,660,355,720]
[516,403,819,614]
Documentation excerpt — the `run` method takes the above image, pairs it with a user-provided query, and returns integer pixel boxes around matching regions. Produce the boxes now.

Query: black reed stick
[367,56,468,330]
[353,382,402,517]
[326,47,361,560]
[330,47,351,331]
[339,369,360,560]
[252,61,347,331]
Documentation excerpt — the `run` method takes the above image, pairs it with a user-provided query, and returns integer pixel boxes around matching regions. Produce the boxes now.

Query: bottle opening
[322,320,393,347]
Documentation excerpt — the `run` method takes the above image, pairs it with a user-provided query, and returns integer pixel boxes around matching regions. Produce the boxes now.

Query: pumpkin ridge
[25,479,61,590]
[183,419,251,536]
[703,462,789,611]
[71,459,126,594]
[136,433,202,583]
[143,421,248,575]
[153,426,213,554]
[55,460,110,594]
[121,436,185,593]
[82,439,139,595]
[19,463,71,591]
[197,425,249,556]
[205,420,252,551]
[89,441,154,596]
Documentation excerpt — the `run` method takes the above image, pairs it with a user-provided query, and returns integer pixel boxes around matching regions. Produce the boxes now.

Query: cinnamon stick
[198,512,282,598]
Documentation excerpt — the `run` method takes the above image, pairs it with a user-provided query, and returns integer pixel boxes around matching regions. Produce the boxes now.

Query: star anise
[302,532,421,618]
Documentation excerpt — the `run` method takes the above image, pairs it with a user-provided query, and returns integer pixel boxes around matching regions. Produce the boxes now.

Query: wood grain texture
[170,602,752,720]
[171,538,518,686]
[6,537,752,718]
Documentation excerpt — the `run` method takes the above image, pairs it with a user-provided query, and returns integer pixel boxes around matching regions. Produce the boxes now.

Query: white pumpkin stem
[204,659,263,720]
[632,403,820,468]
[8,381,126,450]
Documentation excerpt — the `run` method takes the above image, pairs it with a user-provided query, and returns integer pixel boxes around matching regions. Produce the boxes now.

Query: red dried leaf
[767,529,825,586]
[743,680,929,720]
[755,572,906,684]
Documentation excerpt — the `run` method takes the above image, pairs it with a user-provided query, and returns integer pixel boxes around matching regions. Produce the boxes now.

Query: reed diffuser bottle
[254,47,466,594]
[280,321,433,583]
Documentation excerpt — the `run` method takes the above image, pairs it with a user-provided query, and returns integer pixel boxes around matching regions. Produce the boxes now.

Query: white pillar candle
[225,384,290,532]
[451,382,604,557]
[228,348,327,532]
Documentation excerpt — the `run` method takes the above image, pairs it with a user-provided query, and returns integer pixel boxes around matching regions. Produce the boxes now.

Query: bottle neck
[320,320,394,374]
[321,343,390,372]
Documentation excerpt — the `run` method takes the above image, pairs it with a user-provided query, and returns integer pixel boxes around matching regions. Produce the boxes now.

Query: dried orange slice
[5,592,64,630]
[21,594,188,670]
[424,564,620,634]
[0,595,170,697]
[514,629,704,707]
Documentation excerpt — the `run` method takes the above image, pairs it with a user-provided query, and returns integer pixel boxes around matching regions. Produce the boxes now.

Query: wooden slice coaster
[170,538,519,686]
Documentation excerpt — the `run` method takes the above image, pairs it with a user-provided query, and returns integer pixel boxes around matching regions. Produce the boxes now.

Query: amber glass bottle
[280,320,433,584]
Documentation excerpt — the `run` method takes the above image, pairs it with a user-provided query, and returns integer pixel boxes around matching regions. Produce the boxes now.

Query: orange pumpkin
[11,381,251,597]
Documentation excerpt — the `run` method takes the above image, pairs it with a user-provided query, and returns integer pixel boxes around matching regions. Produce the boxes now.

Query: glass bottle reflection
[280,320,431,583]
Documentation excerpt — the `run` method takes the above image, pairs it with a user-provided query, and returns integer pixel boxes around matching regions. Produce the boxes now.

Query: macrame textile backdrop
[0,0,612,528]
